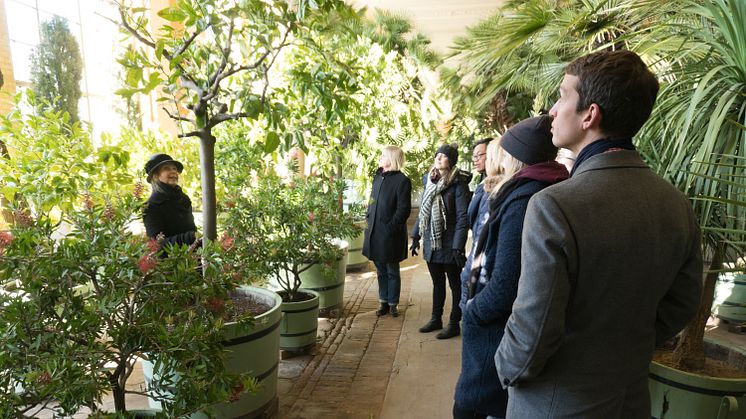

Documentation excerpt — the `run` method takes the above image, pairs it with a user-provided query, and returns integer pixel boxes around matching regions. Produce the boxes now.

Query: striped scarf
[419,172,448,250]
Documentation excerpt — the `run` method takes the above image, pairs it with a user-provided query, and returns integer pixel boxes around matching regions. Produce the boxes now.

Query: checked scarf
[419,171,448,250]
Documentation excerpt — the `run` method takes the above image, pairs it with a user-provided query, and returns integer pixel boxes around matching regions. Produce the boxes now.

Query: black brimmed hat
[145,153,184,182]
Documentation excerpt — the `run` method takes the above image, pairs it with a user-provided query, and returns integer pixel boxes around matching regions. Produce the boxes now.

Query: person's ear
[582,103,602,130]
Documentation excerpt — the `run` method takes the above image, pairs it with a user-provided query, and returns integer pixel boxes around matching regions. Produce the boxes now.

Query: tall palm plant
[635,0,746,370]
[443,0,660,122]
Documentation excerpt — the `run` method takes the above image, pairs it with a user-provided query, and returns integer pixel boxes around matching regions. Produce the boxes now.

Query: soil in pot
[226,291,273,318]
[653,351,746,378]
[277,290,316,303]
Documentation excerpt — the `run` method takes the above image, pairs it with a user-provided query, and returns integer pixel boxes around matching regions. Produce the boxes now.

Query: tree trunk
[672,245,722,370]
[199,131,217,241]
[110,379,126,412]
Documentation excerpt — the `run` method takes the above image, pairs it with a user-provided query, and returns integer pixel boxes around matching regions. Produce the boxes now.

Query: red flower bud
[37,372,51,386]
[103,203,115,221]
[146,238,161,253]
[206,297,225,313]
[138,253,157,274]
[133,182,145,200]
[82,193,94,211]
[0,231,13,250]
[220,234,234,251]
[229,382,245,402]
[13,210,33,227]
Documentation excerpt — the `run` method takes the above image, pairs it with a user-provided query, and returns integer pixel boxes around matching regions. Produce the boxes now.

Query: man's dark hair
[566,50,659,138]
[473,137,493,150]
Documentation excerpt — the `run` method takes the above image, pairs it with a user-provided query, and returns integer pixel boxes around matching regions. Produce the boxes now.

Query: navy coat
[459,182,490,311]
[454,179,552,417]
[411,171,470,264]
[362,169,412,263]
[143,184,197,247]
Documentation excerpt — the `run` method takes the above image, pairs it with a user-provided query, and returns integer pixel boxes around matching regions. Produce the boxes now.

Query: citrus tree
[116,0,350,240]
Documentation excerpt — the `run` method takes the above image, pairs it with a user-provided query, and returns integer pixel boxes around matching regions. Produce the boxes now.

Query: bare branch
[207,112,250,128]
[172,24,209,59]
[118,7,156,50]
[163,107,194,123]
[206,19,235,97]
[178,130,203,138]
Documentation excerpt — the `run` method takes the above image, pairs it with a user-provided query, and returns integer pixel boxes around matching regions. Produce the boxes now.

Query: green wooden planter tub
[713,273,746,323]
[279,289,320,351]
[649,354,746,418]
[143,286,282,418]
[345,221,368,270]
[297,241,348,312]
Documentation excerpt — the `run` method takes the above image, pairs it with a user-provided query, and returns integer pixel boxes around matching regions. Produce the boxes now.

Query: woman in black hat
[142,153,198,248]
[453,116,568,419]
[410,143,471,340]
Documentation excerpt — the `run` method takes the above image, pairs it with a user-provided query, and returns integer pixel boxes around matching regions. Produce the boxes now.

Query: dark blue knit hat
[500,115,558,165]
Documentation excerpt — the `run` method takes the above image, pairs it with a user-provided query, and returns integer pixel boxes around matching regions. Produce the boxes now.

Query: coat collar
[572,150,648,177]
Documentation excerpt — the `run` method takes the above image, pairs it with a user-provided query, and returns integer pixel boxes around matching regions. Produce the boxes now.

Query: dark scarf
[468,161,568,299]
[149,183,191,207]
[571,137,635,177]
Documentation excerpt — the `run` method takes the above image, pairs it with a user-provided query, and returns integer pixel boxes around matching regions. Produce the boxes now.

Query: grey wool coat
[495,151,703,419]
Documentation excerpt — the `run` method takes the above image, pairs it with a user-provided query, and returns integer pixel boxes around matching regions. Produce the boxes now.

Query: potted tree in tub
[224,166,358,351]
[635,0,746,416]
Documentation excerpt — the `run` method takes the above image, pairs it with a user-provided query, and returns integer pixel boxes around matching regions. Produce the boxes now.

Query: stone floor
[276,253,461,419]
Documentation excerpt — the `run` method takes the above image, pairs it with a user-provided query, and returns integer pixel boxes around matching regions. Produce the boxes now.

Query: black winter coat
[362,169,412,263]
[411,171,471,264]
[143,184,197,247]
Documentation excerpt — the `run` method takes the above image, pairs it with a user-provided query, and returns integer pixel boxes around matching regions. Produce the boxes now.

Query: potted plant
[224,165,358,350]
[0,99,280,417]
[0,185,266,417]
[634,0,746,416]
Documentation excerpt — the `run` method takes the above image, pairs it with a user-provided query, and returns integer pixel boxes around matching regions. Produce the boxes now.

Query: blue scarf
[571,138,635,177]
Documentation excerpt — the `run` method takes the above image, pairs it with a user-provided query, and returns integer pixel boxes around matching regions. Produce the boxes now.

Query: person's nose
[549,102,558,117]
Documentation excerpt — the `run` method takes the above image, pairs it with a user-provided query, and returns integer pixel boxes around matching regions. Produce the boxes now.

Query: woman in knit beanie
[410,143,471,339]
[453,116,569,419]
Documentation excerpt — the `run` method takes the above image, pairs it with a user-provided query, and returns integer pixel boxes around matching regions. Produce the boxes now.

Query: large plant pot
[143,286,282,418]
[280,289,319,351]
[298,241,348,312]
[713,272,746,323]
[345,221,368,270]
[649,354,746,418]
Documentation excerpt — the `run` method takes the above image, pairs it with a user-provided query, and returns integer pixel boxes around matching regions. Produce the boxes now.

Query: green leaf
[157,7,187,22]
[1,186,16,202]
[142,73,162,94]
[265,132,280,153]
[114,88,138,99]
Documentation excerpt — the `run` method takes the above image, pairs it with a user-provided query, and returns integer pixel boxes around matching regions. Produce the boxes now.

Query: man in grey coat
[495,50,703,418]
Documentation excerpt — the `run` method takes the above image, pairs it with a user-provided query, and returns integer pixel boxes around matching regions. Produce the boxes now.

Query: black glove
[453,249,466,268]
[410,239,420,257]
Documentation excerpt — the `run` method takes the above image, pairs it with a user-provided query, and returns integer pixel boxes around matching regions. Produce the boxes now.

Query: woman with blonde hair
[362,145,412,317]
[459,138,501,313]
[411,143,471,339]
[453,116,569,419]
